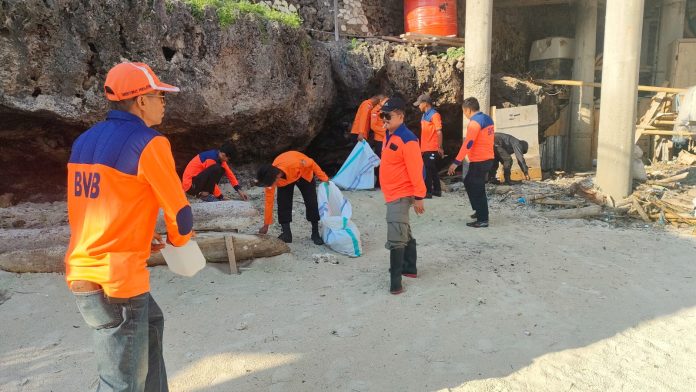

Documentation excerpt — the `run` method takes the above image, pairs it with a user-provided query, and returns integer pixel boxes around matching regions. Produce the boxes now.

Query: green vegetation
[439,46,465,60]
[348,38,366,51]
[176,0,302,28]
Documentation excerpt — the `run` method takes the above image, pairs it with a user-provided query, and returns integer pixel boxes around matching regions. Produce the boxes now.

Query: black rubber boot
[310,221,324,245]
[389,247,405,294]
[278,223,292,243]
[402,239,417,277]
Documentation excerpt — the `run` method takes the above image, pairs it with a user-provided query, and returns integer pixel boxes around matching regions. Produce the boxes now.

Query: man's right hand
[413,199,425,215]
[258,224,269,235]
[357,134,365,142]
[447,163,458,176]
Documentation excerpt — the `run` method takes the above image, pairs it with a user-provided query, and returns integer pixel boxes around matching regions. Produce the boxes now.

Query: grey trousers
[385,197,414,250]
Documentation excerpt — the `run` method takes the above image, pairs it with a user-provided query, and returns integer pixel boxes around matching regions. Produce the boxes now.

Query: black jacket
[494,133,529,174]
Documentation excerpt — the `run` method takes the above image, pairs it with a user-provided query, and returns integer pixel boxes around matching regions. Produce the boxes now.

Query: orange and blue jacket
[65,110,193,299]
[370,98,389,142]
[420,108,443,152]
[379,124,427,203]
[454,112,495,164]
[350,99,374,138]
[182,150,241,197]
[264,151,329,225]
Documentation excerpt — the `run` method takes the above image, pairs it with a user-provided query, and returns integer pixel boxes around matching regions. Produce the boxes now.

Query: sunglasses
[379,112,393,121]
[142,94,166,103]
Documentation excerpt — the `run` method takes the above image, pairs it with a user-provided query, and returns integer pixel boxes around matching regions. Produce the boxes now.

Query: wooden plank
[537,79,687,93]
[634,92,667,143]
[496,0,570,8]
[225,235,239,275]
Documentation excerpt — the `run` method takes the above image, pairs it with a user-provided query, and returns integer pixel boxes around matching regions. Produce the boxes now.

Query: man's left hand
[524,173,531,181]
[447,163,458,176]
[438,148,445,157]
[151,232,165,253]
[238,190,249,201]
[413,199,425,215]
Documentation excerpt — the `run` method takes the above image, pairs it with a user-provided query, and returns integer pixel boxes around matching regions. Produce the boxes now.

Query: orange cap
[103,62,180,101]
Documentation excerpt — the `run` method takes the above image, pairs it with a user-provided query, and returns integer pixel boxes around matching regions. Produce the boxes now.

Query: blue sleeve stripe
[176,205,193,235]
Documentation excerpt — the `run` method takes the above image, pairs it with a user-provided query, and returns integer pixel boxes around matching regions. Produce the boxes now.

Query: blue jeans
[74,290,168,392]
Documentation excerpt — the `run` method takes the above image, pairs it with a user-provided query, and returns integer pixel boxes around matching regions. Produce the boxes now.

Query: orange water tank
[404,0,458,37]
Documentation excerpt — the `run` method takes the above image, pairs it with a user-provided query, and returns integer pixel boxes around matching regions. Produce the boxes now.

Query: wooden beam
[495,0,571,8]
[538,79,687,93]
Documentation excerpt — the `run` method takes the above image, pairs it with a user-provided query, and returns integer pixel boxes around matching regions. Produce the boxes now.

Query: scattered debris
[312,253,339,264]
[235,322,248,331]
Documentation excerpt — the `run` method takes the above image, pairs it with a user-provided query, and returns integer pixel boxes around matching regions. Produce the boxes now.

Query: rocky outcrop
[310,40,560,172]
[0,0,334,201]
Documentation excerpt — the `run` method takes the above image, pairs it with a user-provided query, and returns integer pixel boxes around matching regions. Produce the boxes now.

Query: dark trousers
[465,159,494,222]
[488,146,513,183]
[277,178,320,225]
[187,164,224,196]
[422,151,441,195]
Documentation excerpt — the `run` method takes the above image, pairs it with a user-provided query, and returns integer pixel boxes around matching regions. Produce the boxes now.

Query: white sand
[1,188,696,392]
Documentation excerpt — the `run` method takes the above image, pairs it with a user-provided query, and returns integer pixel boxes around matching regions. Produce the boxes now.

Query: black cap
[413,93,432,106]
[381,97,405,113]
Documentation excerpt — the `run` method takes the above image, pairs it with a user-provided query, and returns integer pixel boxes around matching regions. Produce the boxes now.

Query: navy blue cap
[380,97,406,113]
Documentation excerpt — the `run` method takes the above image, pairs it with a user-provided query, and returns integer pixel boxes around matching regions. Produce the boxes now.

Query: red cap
[103,62,180,101]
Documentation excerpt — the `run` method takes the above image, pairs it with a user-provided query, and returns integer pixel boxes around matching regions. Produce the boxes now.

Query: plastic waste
[332,140,380,191]
[160,240,206,277]
[317,181,362,257]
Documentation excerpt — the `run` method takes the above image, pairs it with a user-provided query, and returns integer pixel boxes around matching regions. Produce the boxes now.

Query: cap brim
[412,100,421,107]
[152,82,180,93]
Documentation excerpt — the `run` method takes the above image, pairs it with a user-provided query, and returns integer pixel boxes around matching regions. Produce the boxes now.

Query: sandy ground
[1,185,696,392]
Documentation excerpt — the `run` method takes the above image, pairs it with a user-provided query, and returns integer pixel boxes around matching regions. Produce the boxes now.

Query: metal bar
[538,79,687,93]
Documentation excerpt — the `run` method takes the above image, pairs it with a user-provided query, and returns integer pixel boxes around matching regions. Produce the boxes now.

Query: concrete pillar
[568,0,597,172]
[655,0,686,84]
[596,0,645,200]
[464,0,493,123]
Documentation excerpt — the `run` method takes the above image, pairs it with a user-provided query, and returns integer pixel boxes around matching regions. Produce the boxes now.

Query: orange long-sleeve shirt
[420,108,443,152]
[379,124,427,202]
[370,98,389,142]
[350,99,374,138]
[264,151,329,225]
[454,112,495,164]
[65,110,193,298]
[181,149,240,197]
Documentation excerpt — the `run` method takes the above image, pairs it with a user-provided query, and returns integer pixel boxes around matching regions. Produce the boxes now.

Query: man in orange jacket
[350,94,383,143]
[448,97,495,228]
[256,151,329,245]
[65,62,193,391]
[378,97,426,294]
[369,96,389,187]
[414,93,444,198]
[181,143,249,202]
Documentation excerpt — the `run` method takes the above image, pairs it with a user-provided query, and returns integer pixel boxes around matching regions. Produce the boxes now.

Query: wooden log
[156,200,259,233]
[534,199,586,207]
[0,233,290,274]
[541,205,603,219]
[652,172,689,185]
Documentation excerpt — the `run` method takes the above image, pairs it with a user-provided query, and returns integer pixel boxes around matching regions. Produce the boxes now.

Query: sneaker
[466,221,489,228]
[200,194,219,202]
[470,213,478,219]
[402,273,417,278]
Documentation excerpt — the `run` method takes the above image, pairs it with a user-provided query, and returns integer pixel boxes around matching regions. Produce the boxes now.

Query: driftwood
[541,205,603,219]
[156,200,259,233]
[652,172,689,185]
[568,181,606,205]
[631,197,652,223]
[534,199,585,207]
[0,233,290,274]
